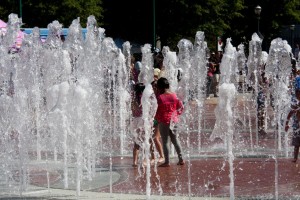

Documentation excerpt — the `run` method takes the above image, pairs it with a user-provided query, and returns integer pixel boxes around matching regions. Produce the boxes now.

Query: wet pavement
[3,155,300,200]
[96,156,300,199]
[1,94,300,199]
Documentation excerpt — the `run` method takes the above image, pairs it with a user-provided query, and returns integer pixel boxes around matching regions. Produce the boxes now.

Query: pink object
[0,19,6,28]
[155,93,184,124]
[0,19,7,35]
[0,19,25,49]
[15,29,24,48]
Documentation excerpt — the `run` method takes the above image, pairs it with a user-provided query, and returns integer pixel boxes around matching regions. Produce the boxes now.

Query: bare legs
[150,125,164,163]
[133,125,164,167]
[132,143,140,167]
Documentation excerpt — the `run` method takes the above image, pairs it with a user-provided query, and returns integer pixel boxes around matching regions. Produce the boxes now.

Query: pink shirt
[207,62,215,77]
[155,93,184,124]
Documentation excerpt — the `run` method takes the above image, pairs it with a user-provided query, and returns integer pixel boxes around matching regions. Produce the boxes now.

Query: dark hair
[134,83,145,94]
[60,35,65,42]
[157,77,170,89]
[134,83,145,104]
[292,58,296,66]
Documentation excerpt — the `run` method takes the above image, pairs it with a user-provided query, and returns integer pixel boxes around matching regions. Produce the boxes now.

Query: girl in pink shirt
[155,77,184,167]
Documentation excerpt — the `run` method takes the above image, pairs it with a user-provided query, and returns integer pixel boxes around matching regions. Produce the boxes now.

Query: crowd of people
[256,45,300,162]
[129,45,300,167]
[129,49,227,168]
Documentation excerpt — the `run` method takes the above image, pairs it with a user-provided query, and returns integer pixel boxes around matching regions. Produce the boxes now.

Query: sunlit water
[0,13,297,199]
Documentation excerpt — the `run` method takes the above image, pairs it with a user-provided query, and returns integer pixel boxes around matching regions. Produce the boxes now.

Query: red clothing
[207,62,215,77]
[155,93,184,124]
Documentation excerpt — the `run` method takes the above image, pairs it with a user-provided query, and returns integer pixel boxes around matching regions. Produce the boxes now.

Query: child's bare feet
[158,157,165,163]
[142,159,155,166]
[150,159,155,165]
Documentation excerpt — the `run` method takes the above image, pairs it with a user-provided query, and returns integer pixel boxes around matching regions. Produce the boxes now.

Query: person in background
[294,44,299,61]
[155,77,184,167]
[60,35,65,42]
[206,55,216,99]
[285,60,300,163]
[285,76,300,162]
[255,51,270,137]
[129,55,136,83]
[132,53,142,83]
[257,70,268,137]
[212,51,222,97]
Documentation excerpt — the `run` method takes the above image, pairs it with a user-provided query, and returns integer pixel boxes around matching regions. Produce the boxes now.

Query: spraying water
[265,37,292,200]
[191,31,209,152]
[210,38,237,200]
[0,13,298,199]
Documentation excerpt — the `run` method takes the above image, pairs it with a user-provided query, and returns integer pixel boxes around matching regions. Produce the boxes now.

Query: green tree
[236,0,300,51]
[1,0,300,52]
[0,0,103,28]
[155,0,300,52]
[156,0,244,51]
[102,0,153,44]
[0,0,19,21]
[59,0,103,27]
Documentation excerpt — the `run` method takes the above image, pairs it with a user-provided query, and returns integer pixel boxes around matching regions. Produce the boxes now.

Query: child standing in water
[131,81,164,167]
[131,83,144,167]
[151,68,165,163]
[285,76,300,162]
[155,77,184,167]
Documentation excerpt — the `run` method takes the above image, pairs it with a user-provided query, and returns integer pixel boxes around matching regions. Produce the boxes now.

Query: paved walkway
[2,156,300,199]
[1,94,300,199]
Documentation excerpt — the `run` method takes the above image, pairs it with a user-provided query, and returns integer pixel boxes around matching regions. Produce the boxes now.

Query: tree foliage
[156,0,245,50]
[0,0,103,28]
[101,0,153,44]
[0,0,300,52]
[155,0,300,51]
